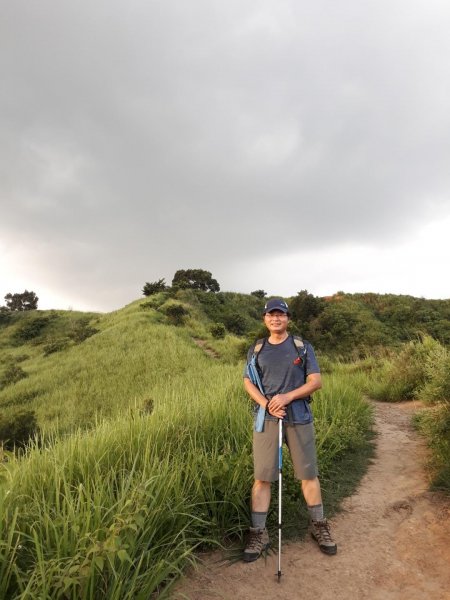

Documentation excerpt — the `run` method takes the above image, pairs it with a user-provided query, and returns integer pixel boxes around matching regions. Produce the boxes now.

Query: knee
[254,479,271,490]
[302,476,319,484]
[301,477,320,490]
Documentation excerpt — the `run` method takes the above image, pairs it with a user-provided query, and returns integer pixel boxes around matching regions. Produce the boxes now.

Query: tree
[290,290,324,323]
[4,290,39,311]
[251,290,266,299]
[223,313,247,335]
[289,290,324,339]
[172,269,220,293]
[311,298,388,355]
[143,278,167,296]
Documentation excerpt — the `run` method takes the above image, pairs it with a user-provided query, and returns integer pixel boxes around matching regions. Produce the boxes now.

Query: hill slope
[0,292,249,434]
[1,287,450,436]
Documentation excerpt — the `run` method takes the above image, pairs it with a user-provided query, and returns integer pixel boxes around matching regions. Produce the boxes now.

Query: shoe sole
[310,532,337,555]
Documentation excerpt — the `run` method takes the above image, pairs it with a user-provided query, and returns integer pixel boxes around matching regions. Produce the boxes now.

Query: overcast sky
[1,0,449,312]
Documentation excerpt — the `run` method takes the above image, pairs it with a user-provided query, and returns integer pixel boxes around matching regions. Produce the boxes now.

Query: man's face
[263,310,289,335]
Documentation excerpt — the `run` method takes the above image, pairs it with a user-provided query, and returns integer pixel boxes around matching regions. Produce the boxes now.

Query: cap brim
[263,307,289,315]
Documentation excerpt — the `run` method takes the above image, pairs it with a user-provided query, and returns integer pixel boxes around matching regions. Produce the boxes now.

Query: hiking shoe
[243,527,270,562]
[310,519,337,555]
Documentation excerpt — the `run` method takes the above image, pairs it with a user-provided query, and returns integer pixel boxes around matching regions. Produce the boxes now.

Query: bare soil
[193,338,220,359]
[172,401,450,600]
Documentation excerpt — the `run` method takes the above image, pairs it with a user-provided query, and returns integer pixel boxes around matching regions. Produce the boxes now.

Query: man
[243,298,337,562]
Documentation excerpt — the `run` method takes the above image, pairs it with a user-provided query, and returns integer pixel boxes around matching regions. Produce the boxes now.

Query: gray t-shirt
[244,336,320,424]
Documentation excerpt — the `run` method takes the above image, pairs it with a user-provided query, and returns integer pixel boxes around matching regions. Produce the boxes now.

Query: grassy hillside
[0,290,376,598]
[0,292,250,435]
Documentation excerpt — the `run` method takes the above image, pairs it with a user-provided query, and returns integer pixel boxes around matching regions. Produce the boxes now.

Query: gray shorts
[253,420,319,482]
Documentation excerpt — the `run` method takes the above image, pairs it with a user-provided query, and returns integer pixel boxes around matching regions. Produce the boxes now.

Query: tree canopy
[4,290,39,311]
[290,291,450,354]
[142,279,167,296]
[172,269,220,293]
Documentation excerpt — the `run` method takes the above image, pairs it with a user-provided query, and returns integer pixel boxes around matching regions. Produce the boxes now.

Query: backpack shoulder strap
[252,338,266,368]
[292,335,305,352]
[291,336,314,402]
[291,334,308,379]
[253,338,266,356]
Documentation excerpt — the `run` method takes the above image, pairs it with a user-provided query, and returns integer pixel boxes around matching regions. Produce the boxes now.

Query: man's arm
[267,373,322,413]
[243,377,286,419]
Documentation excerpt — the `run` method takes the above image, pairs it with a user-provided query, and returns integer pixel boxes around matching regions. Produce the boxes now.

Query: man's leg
[252,479,271,512]
[244,421,278,562]
[301,477,337,555]
[285,423,337,556]
[251,479,270,540]
[243,480,271,562]
[301,476,322,506]
[302,476,325,522]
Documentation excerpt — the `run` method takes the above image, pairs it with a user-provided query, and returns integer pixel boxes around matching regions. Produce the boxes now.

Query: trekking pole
[277,418,283,582]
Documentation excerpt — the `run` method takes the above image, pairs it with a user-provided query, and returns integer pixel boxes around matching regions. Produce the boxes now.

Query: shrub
[0,306,12,325]
[210,323,226,339]
[13,353,29,363]
[191,290,223,321]
[418,341,450,404]
[0,364,28,388]
[223,313,247,336]
[67,318,99,343]
[367,338,430,401]
[1,389,40,409]
[43,338,70,356]
[140,293,168,311]
[141,398,154,415]
[143,279,167,296]
[13,315,50,343]
[411,337,450,491]
[0,354,29,365]
[0,410,39,450]
[414,404,450,491]
[163,302,189,326]
[236,338,250,359]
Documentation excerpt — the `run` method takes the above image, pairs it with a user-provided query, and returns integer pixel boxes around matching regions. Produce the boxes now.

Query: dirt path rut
[173,401,450,600]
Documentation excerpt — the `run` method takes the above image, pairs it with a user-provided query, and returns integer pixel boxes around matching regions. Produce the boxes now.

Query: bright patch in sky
[226,215,450,301]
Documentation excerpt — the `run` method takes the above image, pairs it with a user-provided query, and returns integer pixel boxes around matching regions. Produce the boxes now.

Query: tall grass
[367,338,430,402]
[314,369,373,471]
[413,338,450,491]
[414,404,450,491]
[0,362,372,599]
[365,335,450,491]
[1,397,250,598]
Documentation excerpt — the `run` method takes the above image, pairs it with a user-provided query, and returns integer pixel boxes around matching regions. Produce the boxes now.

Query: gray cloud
[1,1,450,309]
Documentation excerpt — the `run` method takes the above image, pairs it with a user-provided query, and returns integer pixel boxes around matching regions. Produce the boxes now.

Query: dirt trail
[173,401,450,600]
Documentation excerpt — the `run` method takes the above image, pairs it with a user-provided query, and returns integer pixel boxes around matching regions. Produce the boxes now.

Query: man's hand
[268,393,290,418]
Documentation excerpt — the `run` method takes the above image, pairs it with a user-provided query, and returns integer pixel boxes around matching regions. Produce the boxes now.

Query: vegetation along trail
[173,400,450,600]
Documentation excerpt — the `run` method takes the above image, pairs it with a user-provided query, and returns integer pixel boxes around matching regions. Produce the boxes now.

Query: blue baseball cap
[263,298,290,315]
